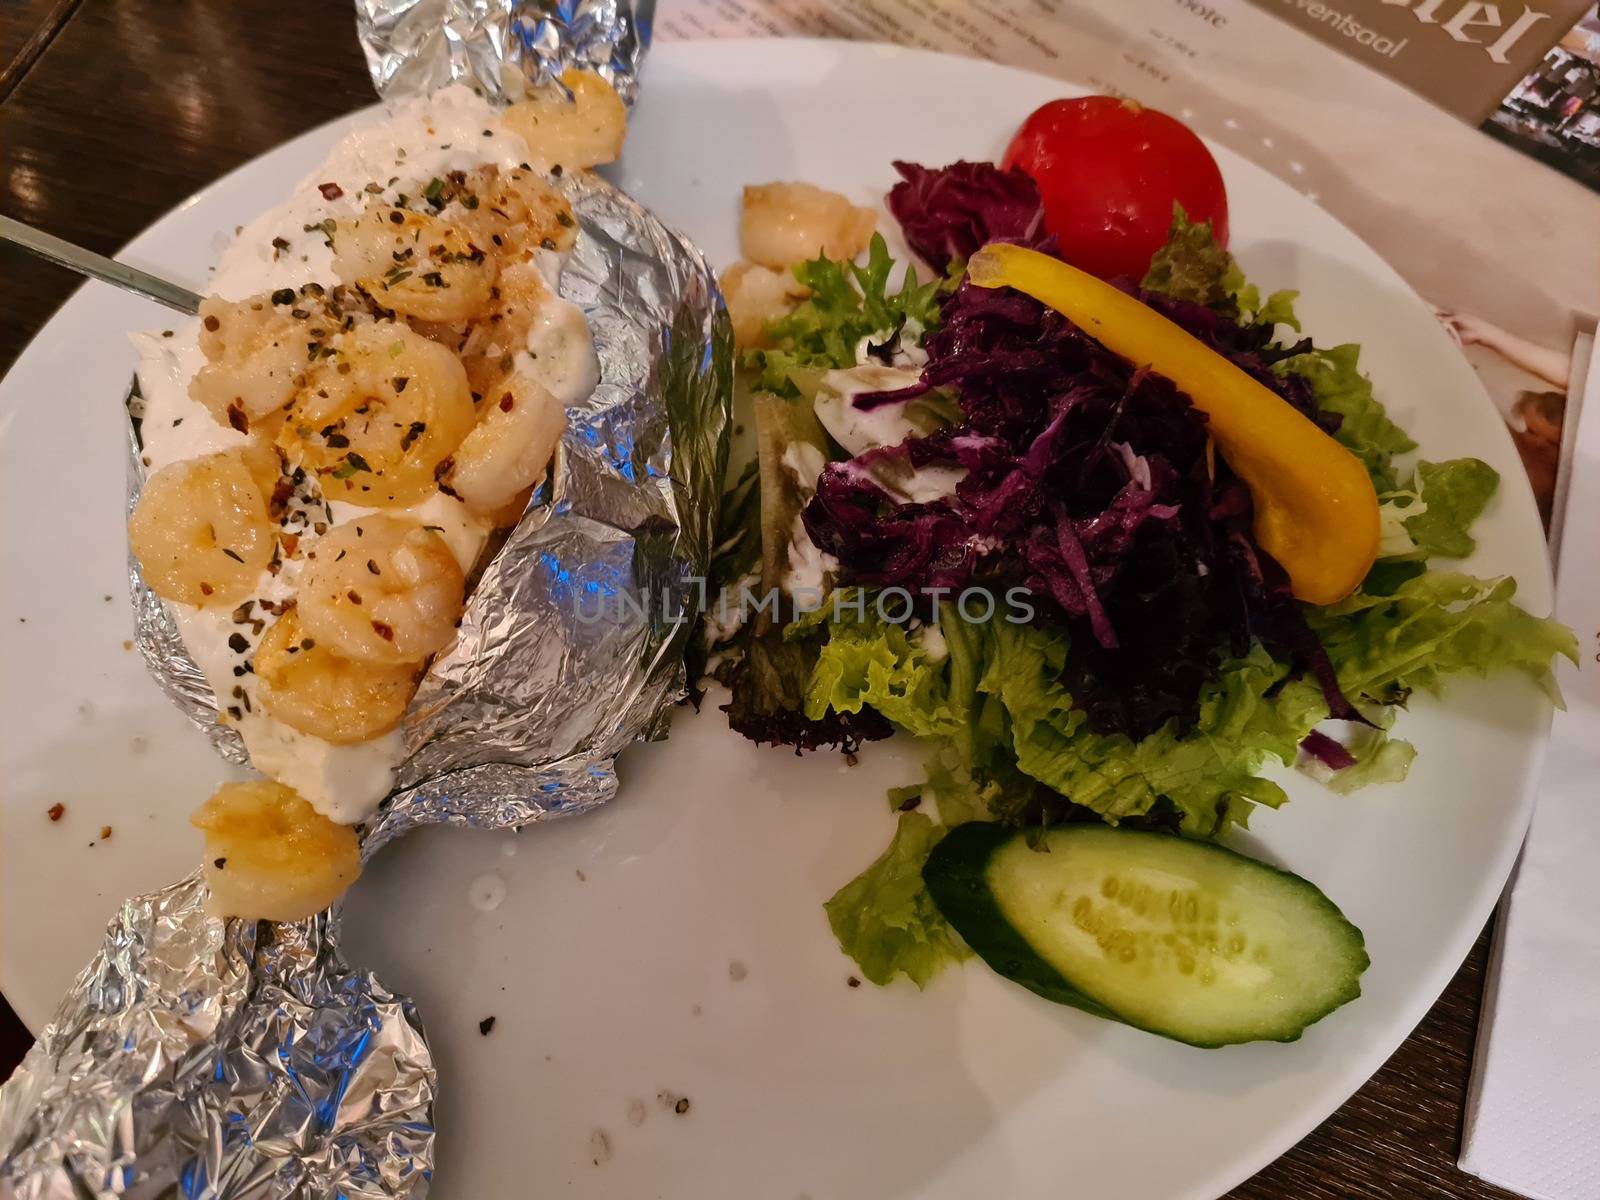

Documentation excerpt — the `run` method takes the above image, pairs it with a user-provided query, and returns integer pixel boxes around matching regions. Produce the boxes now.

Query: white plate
[0,39,1555,1200]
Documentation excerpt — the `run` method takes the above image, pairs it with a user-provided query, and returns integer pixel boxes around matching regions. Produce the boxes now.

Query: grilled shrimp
[128,450,275,607]
[503,69,626,172]
[740,182,877,270]
[334,205,496,324]
[457,262,598,405]
[193,780,361,921]
[459,165,577,264]
[279,322,476,508]
[296,516,464,665]
[440,371,566,518]
[722,260,811,349]
[238,437,288,497]
[255,608,418,745]
[191,295,306,430]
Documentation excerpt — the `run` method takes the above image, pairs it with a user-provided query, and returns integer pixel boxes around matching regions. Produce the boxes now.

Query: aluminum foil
[0,876,433,1200]
[0,3,733,1189]
[357,0,654,105]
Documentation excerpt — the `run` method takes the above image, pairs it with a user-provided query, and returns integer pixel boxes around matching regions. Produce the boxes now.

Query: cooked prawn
[722,260,811,349]
[441,372,566,517]
[740,182,877,270]
[192,780,361,921]
[503,69,626,172]
[296,516,464,665]
[458,165,577,265]
[238,437,287,498]
[279,322,476,508]
[128,450,275,607]
[191,294,306,432]
[254,608,418,745]
[333,205,497,324]
[456,262,598,405]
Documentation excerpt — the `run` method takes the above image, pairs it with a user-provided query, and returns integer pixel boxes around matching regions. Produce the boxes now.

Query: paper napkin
[1460,328,1600,1200]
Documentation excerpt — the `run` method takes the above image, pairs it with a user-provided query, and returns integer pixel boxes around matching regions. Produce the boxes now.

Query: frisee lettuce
[746,233,944,396]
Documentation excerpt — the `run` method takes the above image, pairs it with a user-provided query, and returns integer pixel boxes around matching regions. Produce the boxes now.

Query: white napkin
[1460,328,1600,1200]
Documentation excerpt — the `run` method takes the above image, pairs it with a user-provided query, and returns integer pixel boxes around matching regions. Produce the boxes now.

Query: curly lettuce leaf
[824,812,970,988]
[797,572,1572,840]
[794,595,1013,778]
[1279,343,1416,493]
[982,623,1325,837]
[919,750,1002,827]
[1142,205,1235,309]
[1235,279,1302,331]
[1403,458,1500,559]
[1142,205,1299,329]
[799,604,963,741]
[1311,570,1576,703]
[747,234,944,396]
[798,598,1327,837]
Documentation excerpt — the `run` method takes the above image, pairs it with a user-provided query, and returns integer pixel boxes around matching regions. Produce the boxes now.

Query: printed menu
[656,0,1600,521]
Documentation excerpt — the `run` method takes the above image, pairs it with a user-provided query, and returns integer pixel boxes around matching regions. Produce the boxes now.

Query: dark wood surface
[0,5,1526,1198]
[0,0,79,101]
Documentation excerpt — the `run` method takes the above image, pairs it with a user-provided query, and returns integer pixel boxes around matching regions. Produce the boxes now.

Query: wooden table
[0,5,1527,1198]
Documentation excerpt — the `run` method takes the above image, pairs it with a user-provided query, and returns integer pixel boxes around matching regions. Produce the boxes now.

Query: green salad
[703,159,1573,1044]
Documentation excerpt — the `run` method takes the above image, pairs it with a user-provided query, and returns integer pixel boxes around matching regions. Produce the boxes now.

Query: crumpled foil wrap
[0,7,734,1192]
[357,0,654,105]
[0,876,433,1200]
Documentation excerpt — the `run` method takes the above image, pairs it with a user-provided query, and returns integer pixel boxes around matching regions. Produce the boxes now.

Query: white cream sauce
[811,363,967,505]
[913,619,949,664]
[812,365,927,457]
[778,442,838,596]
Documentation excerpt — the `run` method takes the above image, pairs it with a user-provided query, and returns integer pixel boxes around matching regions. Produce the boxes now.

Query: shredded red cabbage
[886,160,1047,270]
[1300,729,1358,771]
[804,161,1360,738]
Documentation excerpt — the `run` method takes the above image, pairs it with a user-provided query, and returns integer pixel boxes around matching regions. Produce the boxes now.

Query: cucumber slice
[923,823,1368,1047]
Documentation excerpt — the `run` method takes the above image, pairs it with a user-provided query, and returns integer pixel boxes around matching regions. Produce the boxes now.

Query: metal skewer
[0,213,203,315]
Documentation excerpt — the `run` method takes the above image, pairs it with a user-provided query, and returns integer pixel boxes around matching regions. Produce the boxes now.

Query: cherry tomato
[1002,96,1228,282]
